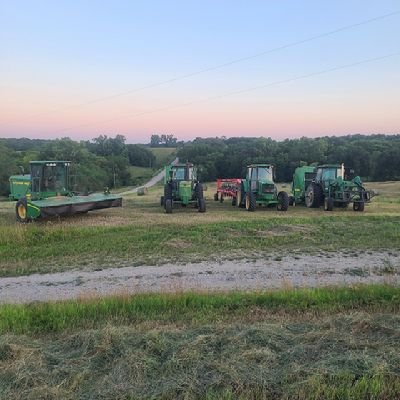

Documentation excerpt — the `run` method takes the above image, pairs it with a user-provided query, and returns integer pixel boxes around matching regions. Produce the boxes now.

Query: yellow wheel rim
[18,204,26,219]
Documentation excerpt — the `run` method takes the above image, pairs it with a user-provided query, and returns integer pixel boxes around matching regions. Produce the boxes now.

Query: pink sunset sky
[1,1,399,143]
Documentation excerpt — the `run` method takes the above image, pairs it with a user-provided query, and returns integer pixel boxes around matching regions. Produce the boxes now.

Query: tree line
[177,134,400,182]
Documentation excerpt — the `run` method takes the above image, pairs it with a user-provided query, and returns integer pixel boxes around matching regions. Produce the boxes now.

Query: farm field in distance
[0,179,399,399]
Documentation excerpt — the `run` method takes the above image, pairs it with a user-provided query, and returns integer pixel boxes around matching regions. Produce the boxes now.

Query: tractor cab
[315,164,344,184]
[30,161,71,199]
[167,163,196,183]
[246,164,275,193]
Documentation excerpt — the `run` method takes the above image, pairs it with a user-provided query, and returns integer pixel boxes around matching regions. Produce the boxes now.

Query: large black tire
[195,183,204,200]
[305,183,323,208]
[165,199,173,214]
[324,197,334,211]
[236,187,245,208]
[245,192,256,212]
[214,193,218,201]
[277,191,289,212]
[198,198,206,213]
[164,183,172,214]
[16,199,29,223]
[164,184,172,207]
[353,201,365,212]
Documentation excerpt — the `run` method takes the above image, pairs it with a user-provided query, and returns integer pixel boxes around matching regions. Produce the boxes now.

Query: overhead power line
[13,9,400,121]
[53,51,400,134]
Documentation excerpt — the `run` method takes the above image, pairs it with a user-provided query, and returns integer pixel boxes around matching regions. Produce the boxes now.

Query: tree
[0,143,18,195]
[150,134,161,147]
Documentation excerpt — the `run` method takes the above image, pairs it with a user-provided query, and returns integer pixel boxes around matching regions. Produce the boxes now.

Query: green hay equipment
[291,164,372,211]
[160,163,206,213]
[236,164,289,212]
[9,161,122,222]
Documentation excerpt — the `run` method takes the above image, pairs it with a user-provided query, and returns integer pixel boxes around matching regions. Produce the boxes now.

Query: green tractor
[292,164,372,211]
[236,164,289,212]
[161,163,206,214]
[9,161,122,222]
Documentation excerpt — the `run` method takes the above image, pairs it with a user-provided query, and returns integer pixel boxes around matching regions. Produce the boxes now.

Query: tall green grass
[1,285,399,334]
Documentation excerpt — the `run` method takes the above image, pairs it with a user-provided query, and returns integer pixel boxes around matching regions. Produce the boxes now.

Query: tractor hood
[258,180,276,194]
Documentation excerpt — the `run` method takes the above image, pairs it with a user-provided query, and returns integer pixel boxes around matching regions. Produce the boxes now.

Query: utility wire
[12,9,400,121]
[52,51,400,134]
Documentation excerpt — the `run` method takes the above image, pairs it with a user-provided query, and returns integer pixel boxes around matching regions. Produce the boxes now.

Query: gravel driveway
[0,251,398,304]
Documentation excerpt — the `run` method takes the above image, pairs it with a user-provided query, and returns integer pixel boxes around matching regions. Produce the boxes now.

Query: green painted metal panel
[9,175,31,200]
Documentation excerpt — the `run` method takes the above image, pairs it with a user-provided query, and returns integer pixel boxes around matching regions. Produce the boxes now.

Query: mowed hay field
[0,181,400,399]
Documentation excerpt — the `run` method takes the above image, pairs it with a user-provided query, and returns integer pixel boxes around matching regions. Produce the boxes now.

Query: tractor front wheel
[16,200,29,223]
[353,201,365,212]
[324,197,334,211]
[165,199,173,214]
[245,192,256,212]
[198,198,206,213]
[277,191,289,211]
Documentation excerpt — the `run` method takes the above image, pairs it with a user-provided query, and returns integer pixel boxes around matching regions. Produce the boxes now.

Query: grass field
[0,181,399,277]
[1,181,399,399]
[149,147,177,168]
[128,165,156,186]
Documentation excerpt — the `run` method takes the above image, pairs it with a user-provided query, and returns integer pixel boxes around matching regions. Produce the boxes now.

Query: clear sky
[1,0,399,143]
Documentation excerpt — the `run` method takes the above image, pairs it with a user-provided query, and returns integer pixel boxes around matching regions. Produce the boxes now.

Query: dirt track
[0,251,398,304]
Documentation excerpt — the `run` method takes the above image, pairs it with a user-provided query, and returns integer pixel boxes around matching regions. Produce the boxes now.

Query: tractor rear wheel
[165,199,173,214]
[353,201,365,212]
[305,183,323,208]
[16,200,29,223]
[164,184,172,208]
[277,191,289,211]
[324,197,334,211]
[198,198,206,213]
[164,183,173,213]
[236,187,245,208]
[236,190,241,207]
[245,192,256,212]
[195,183,204,200]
